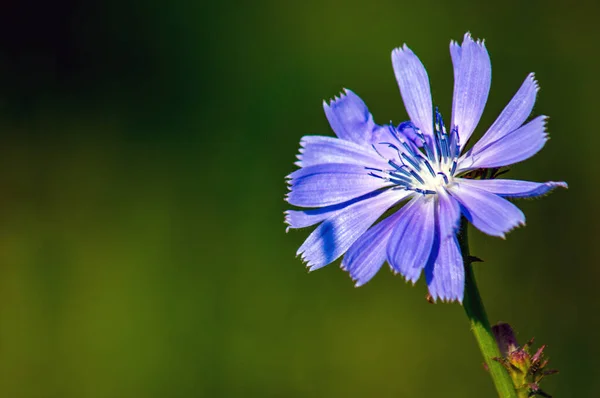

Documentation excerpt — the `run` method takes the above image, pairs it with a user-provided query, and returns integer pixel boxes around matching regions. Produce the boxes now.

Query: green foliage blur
[0,1,595,396]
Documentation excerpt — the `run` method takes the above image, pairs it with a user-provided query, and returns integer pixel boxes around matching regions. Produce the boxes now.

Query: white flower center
[368,110,460,196]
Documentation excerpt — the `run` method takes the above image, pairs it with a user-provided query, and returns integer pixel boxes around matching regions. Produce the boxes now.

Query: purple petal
[387,196,436,283]
[471,73,539,152]
[341,207,406,287]
[323,89,377,146]
[296,135,387,168]
[451,33,491,149]
[297,189,408,271]
[457,116,548,171]
[454,178,568,199]
[425,235,464,303]
[391,45,433,138]
[286,163,391,207]
[449,182,525,238]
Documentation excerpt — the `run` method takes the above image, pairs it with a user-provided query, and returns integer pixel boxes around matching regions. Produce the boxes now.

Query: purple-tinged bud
[491,323,558,397]
[492,322,519,356]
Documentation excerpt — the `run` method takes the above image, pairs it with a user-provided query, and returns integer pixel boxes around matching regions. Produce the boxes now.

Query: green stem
[458,219,518,398]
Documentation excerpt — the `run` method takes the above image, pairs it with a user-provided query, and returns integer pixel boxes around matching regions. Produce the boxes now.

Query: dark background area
[0,1,596,397]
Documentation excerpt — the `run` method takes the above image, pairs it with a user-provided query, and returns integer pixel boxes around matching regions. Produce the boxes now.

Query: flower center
[368,109,460,195]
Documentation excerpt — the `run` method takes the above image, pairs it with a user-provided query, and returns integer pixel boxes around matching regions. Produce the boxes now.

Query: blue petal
[437,190,461,240]
[285,190,389,230]
[391,45,433,138]
[323,89,378,146]
[454,178,568,199]
[297,189,408,271]
[451,33,491,149]
[449,182,525,238]
[457,116,548,171]
[285,208,333,231]
[450,39,462,81]
[286,163,391,207]
[471,73,539,152]
[341,207,406,287]
[370,123,424,161]
[387,196,436,283]
[296,135,388,168]
[422,190,463,302]
[425,235,464,303]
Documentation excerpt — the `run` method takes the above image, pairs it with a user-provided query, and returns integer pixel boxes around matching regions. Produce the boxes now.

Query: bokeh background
[0,0,596,397]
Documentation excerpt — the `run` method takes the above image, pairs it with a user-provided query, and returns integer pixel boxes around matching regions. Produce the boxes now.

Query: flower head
[285,33,566,302]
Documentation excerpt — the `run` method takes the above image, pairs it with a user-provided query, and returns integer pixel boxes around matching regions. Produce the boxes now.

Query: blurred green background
[0,0,595,397]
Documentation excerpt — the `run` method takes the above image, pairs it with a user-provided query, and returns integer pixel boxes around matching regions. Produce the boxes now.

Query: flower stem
[458,219,518,398]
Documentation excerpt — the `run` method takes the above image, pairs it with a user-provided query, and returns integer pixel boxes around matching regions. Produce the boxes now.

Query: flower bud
[491,323,558,397]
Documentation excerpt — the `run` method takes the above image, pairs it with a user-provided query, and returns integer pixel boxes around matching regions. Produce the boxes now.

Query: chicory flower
[285,33,566,302]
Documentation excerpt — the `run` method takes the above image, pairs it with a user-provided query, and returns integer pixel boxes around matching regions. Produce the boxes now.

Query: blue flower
[285,33,567,302]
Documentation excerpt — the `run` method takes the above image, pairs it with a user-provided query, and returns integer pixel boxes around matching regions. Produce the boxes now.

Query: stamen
[389,176,412,185]
[451,126,460,158]
[409,170,425,185]
[371,144,386,159]
[368,109,460,196]
[389,165,413,179]
[388,160,405,171]
[368,172,386,180]
[422,157,436,177]
[400,141,417,156]
[388,174,413,185]
[401,152,421,171]
[421,137,435,162]
[439,134,449,159]
[414,188,436,195]
[437,172,449,184]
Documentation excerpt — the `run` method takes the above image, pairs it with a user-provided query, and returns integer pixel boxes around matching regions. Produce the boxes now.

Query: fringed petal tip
[497,220,526,240]
[460,31,486,47]
[391,43,412,58]
[296,249,322,272]
[427,291,464,305]
[390,268,420,286]
[323,88,349,107]
[346,268,369,288]
[526,72,540,91]
[293,140,306,168]
[322,89,376,146]
[339,261,360,286]
[283,210,292,232]
[343,254,381,289]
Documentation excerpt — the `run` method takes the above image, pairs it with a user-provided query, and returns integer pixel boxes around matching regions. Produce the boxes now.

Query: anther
[423,158,436,177]
[409,170,425,185]
[451,160,457,175]
[437,172,449,184]
[401,153,421,171]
